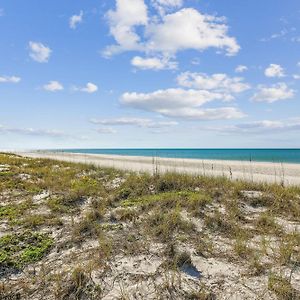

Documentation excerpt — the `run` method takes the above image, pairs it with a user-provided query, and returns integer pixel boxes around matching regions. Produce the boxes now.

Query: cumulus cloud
[145,9,239,56]
[69,11,83,29]
[0,75,21,83]
[74,82,98,93]
[177,72,250,95]
[264,64,285,78]
[204,120,300,134]
[121,88,245,120]
[104,2,240,59]
[151,0,183,15]
[251,83,295,103]
[43,81,64,92]
[235,65,248,73]
[104,0,148,56]
[131,56,177,70]
[91,117,178,128]
[29,41,52,63]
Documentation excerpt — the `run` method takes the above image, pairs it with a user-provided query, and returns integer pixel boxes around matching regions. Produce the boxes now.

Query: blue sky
[1,0,300,149]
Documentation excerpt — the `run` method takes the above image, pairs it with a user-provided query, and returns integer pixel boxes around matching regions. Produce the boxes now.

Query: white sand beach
[18,151,300,186]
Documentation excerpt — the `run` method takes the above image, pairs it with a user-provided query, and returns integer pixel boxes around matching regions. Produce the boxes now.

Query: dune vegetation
[0,152,299,299]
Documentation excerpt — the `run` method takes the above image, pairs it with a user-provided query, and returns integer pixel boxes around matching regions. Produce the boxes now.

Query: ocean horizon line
[39,148,300,164]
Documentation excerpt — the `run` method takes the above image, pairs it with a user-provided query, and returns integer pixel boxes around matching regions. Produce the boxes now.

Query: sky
[1,0,300,149]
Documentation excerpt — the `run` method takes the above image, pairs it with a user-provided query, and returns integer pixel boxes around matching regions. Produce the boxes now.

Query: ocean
[57,149,300,164]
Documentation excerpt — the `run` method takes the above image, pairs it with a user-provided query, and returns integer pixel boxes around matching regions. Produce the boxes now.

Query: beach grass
[0,152,299,299]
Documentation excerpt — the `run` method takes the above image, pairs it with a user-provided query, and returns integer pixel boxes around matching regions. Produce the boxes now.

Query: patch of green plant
[115,173,153,200]
[145,208,194,242]
[121,191,211,214]
[0,231,53,271]
[100,223,123,231]
[0,200,34,221]
[17,214,63,228]
[47,196,80,214]
[155,172,199,192]
[236,181,300,219]
[70,177,102,198]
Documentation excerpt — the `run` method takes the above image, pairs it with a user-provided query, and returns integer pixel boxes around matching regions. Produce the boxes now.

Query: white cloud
[205,120,300,134]
[264,64,285,78]
[251,83,295,103]
[131,56,177,70]
[158,107,245,120]
[122,88,224,109]
[43,81,64,92]
[83,82,98,93]
[293,74,300,80]
[151,0,183,15]
[0,75,21,83]
[75,82,98,93]
[104,4,240,59]
[121,88,245,120]
[29,41,52,63]
[260,29,288,42]
[153,0,183,7]
[96,127,117,134]
[235,65,248,73]
[91,117,178,128]
[0,125,67,137]
[104,0,148,56]
[69,11,83,29]
[0,124,88,140]
[177,72,250,95]
[145,8,239,56]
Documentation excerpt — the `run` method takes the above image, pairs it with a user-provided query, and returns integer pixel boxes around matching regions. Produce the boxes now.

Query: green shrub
[0,231,53,270]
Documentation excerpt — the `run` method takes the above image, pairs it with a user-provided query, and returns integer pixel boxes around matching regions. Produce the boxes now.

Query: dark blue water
[55,149,300,164]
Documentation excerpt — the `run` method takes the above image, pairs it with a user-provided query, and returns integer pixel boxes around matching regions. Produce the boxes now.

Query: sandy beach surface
[17,151,300,186]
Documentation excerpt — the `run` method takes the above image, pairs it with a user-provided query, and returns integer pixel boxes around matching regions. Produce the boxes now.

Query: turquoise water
[57,149,300,164]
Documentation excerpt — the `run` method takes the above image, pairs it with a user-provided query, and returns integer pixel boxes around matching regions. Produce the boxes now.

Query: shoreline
[17,151,300,186]
[41,149,300,165]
